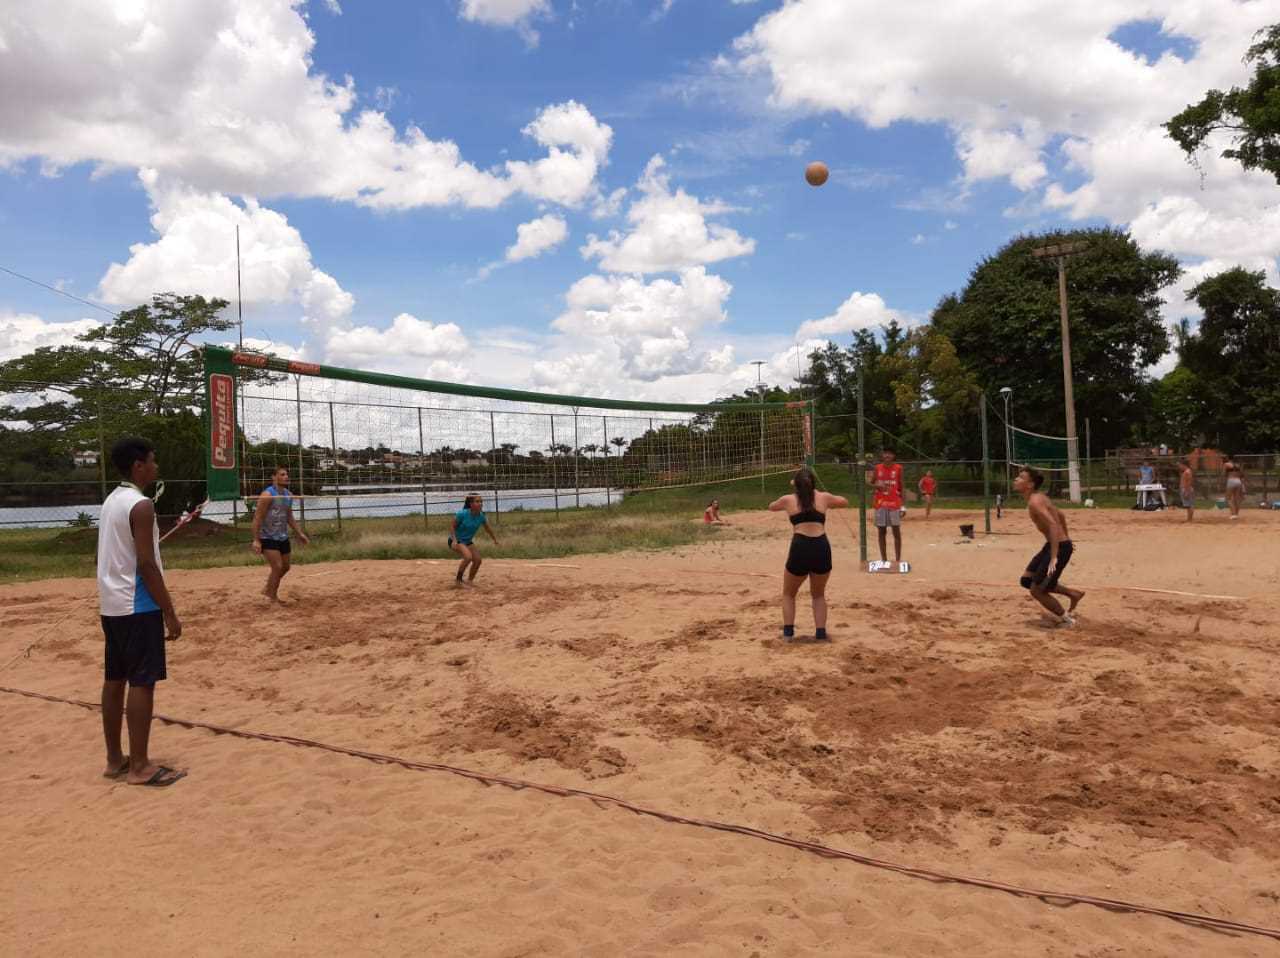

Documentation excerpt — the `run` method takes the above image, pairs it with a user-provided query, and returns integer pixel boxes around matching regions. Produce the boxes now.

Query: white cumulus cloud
[507,214,569,263]
[0,2,609,211]
[735,0,1279,273]
[0,311,101,362]
[580,156,755,274]
[796,291,905,340]
[96,170,354,341]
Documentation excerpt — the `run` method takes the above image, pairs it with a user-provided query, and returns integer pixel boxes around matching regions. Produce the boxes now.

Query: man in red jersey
[871,447,904,564]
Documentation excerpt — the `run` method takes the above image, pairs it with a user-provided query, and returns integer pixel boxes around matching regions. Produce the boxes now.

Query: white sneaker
[1058,613,1075,627]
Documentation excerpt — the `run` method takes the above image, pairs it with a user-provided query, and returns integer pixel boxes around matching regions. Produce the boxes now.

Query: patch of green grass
[0,471,1156,584]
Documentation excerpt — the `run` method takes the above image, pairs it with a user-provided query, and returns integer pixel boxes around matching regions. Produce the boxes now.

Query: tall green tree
[1165,24,1280,185]
[1177,267,1280,450]
[930,228,1180,452]
[0,293,235,513]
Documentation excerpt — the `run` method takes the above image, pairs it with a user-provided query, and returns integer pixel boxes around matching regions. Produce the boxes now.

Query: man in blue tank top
[449,493,500,586]
[252,466,309,602]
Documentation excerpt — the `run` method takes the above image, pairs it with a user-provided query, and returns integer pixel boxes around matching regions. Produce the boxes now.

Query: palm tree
[610,436,627,456]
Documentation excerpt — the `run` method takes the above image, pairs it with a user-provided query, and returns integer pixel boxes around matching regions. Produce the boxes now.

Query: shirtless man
[1014,467,1084,626]
[1179,458,1196,522]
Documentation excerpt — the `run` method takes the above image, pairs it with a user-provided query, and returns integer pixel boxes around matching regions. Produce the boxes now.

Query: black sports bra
[790,508,826,525]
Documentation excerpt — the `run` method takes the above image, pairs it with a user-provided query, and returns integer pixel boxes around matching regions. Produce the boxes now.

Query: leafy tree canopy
[1165,24,1280,185]
[1177,267,1280,450]
[930,228,1180,452]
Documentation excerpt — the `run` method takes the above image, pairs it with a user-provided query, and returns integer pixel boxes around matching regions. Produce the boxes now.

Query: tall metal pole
[328,401,342,532]
[417,407,428,530]
[573,410,581,509]
[1085,417,1092,501]
[233,225,244,534]
[856,364,867,563]
[752,360,766,492]
[294,375,305,530]
[549,415,559,516]
[1056,257,1082,502]
[489,412,500,522]
[980,391,992,534]
[602,416,611,507]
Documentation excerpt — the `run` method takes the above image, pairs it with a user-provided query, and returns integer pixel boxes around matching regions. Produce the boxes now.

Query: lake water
[0,486,621,529]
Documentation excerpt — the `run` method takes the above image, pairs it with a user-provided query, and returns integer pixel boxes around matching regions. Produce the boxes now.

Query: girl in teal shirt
[449,493,500,586]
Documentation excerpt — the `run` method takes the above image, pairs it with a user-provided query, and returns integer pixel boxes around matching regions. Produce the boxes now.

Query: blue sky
[1,1,1276,400]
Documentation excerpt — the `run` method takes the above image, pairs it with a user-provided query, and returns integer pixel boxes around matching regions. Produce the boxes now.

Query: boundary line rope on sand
[1,684,1276,944]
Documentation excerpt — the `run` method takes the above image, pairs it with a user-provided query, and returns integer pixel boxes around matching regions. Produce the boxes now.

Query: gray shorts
[874,507,901,528]
[1181,490,1195,508]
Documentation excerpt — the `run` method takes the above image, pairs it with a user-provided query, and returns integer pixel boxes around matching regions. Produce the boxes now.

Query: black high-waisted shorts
[786,533,832,577]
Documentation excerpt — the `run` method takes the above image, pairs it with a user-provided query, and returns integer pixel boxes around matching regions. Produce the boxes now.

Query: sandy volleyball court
[3,506,1278,956]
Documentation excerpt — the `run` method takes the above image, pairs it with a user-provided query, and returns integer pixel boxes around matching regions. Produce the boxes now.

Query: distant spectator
[1138,460,1155,486]
[704,499,726,524]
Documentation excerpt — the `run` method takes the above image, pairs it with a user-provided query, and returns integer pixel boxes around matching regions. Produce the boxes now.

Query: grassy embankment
[0,464,1143,584]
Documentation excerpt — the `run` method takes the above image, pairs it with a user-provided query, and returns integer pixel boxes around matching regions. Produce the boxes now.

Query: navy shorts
[102,611,167,686]
[260,537,291,555]
[785,533,832,577]
[1022,540,1074,590]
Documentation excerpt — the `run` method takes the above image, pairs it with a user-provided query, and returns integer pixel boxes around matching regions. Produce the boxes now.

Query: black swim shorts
[785,533,832,577]
[102,610,167,686]
[1022,540,1074,591]
[259,537,291,555]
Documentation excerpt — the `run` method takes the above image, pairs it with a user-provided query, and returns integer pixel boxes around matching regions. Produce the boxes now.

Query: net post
[856,364,867,564]
[1085,417,1092,500]
[602,416,611,507]
[573,410,581,509]
[805,399,816,470]
[294,375,306,531]
[489,411,500,522]
[980,391,991,534]
[97,387,106,505]
[549,415,559,516]
[328,401,342,533]
[417,407,428,530]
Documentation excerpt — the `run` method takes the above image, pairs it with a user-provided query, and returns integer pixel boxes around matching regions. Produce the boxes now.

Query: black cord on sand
[1,683,1277,943]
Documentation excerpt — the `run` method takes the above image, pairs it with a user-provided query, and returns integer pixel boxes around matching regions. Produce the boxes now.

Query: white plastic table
[1135,483,1167,509]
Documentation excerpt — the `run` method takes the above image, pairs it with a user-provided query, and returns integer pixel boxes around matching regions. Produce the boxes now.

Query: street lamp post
[1031,240,1089,503]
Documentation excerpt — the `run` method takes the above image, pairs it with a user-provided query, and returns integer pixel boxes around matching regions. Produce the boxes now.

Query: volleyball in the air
[805,161,829,186]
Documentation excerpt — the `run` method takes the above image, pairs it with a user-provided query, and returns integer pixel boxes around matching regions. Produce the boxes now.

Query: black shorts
[786,533,832,577]
[102,611,166,686]
[260,537,291,555]
[1022,540,1074,590]
[448,537,476,549]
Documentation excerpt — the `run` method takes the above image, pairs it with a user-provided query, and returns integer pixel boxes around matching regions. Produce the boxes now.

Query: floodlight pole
[1032,240,1089,503]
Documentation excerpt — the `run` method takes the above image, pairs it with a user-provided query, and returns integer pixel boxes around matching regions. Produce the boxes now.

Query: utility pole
[1031,240,1089,502]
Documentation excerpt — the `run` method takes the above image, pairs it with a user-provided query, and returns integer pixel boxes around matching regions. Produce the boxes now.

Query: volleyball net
[202,346,812,523]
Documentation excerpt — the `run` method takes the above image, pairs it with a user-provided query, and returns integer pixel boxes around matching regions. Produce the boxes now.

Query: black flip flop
[132,766,187,787]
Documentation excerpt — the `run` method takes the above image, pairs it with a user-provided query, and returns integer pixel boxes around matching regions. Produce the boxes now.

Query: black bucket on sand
[959,524,975,539]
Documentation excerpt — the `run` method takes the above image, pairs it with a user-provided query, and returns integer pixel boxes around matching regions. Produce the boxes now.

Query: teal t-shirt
[454,509,486,544]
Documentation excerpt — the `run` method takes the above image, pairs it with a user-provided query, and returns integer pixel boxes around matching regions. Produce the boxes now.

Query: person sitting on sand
[450,493,500,587]
[1014,467,1084,627]
[252,466,309,603]
[703,499,726,524]
[768,467,848,642]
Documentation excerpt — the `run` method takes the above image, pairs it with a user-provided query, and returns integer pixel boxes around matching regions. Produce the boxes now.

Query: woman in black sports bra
[767,467,849,641]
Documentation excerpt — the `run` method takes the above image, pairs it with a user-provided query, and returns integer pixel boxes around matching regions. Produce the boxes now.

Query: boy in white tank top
[96,437,185,787]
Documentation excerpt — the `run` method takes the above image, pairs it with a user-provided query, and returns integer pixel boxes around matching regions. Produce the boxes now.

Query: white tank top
[97,484,164,617]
